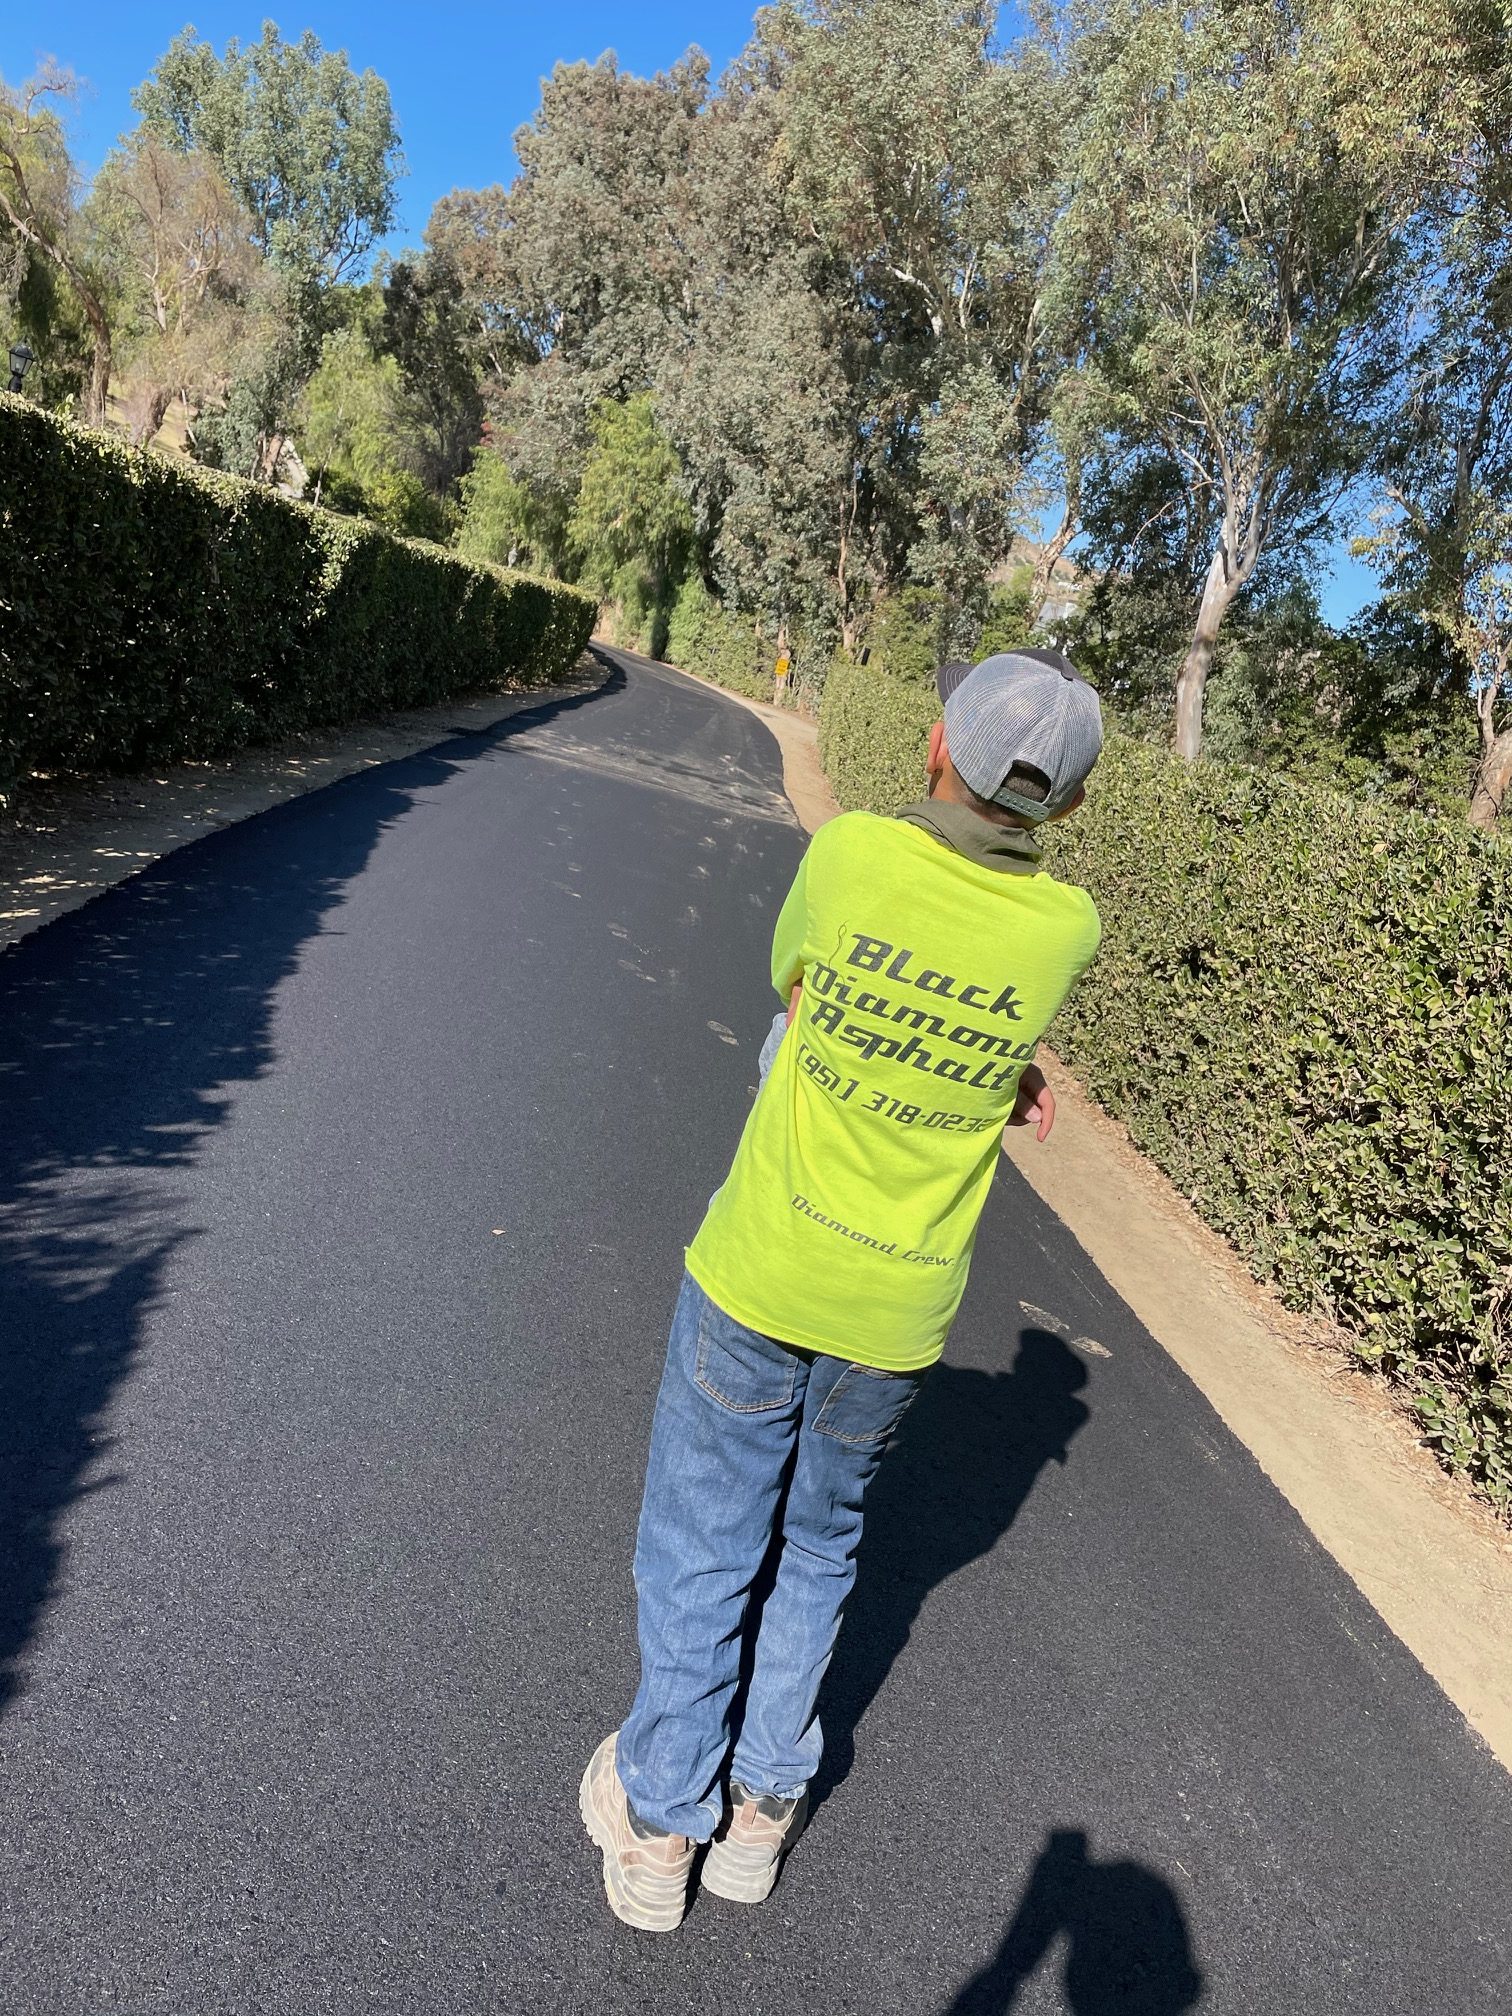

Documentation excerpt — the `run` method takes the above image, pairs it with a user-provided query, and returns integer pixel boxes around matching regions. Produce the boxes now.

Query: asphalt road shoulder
[0,654,611,953]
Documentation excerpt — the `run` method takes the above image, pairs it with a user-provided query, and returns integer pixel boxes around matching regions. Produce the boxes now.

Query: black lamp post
[8,342,34,395]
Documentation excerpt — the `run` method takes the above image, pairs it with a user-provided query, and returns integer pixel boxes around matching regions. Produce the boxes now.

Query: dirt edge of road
[0,656,611,953]
[665,652,1512,1776]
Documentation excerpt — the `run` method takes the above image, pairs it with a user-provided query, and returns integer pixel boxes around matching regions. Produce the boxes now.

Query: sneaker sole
[700,1834,783,1903]
[701,1793,809,1905]
[578,1752,689,1933]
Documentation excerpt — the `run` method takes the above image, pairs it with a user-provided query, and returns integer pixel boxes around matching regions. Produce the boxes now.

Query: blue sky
[2,3,1378,622]
[0,4,762,242]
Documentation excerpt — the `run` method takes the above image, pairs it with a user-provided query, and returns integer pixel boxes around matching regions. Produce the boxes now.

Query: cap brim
[935,660,973,705]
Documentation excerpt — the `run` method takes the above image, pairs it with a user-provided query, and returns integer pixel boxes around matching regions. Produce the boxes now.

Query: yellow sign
[774,655,791,679]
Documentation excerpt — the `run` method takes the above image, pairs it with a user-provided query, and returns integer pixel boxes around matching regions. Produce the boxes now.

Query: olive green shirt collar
[894,798,1043,873]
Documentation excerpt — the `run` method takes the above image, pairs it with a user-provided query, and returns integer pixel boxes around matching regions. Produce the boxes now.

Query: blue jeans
[616,1272,925,1839]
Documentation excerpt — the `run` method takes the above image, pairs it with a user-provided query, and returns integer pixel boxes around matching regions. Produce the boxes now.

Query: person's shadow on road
[805,1325,1090,1813]
[943,1827,1204,2013]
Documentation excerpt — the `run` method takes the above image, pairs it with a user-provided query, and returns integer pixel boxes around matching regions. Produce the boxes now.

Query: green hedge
[818,655,937,812]
[663,577,833,709]
[0,394,597,794]
[820,671,1512,1512]
[663,579,777,701]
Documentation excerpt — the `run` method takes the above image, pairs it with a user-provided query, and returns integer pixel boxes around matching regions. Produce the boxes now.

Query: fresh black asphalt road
[3,647,1510,2016]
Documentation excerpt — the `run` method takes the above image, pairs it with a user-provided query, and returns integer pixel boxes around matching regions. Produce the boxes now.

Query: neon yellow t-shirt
[685,809,1101,1370]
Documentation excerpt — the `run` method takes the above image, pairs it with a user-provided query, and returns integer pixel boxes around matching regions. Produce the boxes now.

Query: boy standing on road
[581,649,1104,1931]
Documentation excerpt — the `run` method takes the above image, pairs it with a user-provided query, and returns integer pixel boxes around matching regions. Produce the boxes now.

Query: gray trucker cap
[935,647,1103,823]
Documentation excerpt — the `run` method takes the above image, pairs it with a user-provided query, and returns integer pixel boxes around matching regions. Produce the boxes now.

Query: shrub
[818,656,937,812]
[664,578,785,703]
[0,395,597,796]
[977,582,1033,658]
[858,587,946,683]
[819,674,1512,1512]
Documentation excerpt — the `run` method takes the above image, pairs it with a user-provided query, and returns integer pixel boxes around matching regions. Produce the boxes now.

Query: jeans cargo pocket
[812,1361,923,1446]
[694,1300,800,1414]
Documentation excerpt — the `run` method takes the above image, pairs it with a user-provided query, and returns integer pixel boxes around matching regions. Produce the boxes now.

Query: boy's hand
[1006,1063,1056,1143]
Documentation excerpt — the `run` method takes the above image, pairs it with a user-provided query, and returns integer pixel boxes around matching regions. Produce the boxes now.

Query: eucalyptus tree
[133,24,401,287]
[1358,15,1512,828]
[130,24,402,480]
[651,46,858,644]
[88,137,262,445]
[377,251,484,494]
[1055,0,1483,758]
[763,0,1068,638]
[430,51,712,553]
[423,182,539,396]
[569,394,694,649]
[0,67,113,422]
[476,50,710,397]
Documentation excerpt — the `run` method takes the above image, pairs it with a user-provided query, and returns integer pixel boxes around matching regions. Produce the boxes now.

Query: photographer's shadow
[945,1827,1204,2014]
[809,1326,1090,1813]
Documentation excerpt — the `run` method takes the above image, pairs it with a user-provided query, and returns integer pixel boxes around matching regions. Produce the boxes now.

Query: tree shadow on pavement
[805,1327,1090,1816]
[0,673,618,1722]
[943,1827,1204,2013]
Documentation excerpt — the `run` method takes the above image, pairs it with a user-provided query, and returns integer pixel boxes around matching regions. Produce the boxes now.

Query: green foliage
[0,394,596,798]
[852,581,1033,687]
[1054,0,1485,754]
[133,23,401,285]
[184,262,322,482]
[818,657,938,813]
[299,324,457,541]
[85,135,265,445]
[0,240,89,410]
[817,665,1512,1508]
[376,252,482,493]
[1046,740,1511,1510]
[0,68,115,422]
[569,395,692,655]
[976,582,1033,659]
[1068,575,1481,816]
[663,578,778,701]
[456,451,541,570]
[860,588,948,685]
[767,0,1063,611]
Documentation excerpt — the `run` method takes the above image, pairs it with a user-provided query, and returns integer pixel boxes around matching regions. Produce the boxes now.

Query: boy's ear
[927,719,946,774]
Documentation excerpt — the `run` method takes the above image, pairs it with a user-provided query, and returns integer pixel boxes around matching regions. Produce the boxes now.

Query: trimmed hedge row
[0,394,597,794]
[817,653,938,812]
[820,663,1512,1512]
[662,578,834,711]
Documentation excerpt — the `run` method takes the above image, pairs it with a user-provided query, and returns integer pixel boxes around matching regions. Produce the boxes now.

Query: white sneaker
[701,1781,809,1903]
[579,1733,695,1932]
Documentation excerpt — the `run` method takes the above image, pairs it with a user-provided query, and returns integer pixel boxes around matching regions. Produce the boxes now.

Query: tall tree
[89,137,262,444]
[423,182,541,396]
[1055,0,1484,758]
[569,394,694,648]
[1360,18,1512,827]
[765,0,1067,633]
[376,251,484,494]
[0,67,112,422]
[297,321,455,539]
[133,23,401,286]
[652,47,858,642]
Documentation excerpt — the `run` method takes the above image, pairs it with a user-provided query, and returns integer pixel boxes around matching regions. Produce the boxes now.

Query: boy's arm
[1004,901,1100,1145]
